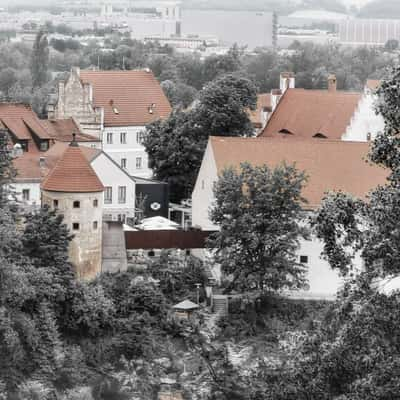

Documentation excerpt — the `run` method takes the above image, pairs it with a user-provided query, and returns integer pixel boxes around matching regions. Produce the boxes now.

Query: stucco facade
[42,190,103,280]
[342,85,384,142]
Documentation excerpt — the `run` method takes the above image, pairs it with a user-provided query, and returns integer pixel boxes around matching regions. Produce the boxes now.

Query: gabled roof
[173,300,199,310]
[79,70,172,127]
[42,118,101,143]
[209,136,387,210]
[259,89,361,140]
[41,143,104,193]
[0,103,51,141]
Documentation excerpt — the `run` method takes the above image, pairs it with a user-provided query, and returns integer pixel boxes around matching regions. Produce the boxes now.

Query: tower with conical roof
[41,135,104,280]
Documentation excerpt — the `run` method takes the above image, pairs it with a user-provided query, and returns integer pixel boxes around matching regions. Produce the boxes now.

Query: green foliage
[144,73,257,201]
[0,129,16,208]
[150,254,209,303]
[30,30,49,89]
[209,162,308,292]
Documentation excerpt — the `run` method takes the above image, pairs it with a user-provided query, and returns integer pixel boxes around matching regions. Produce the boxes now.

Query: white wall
[102,125,151,178]
[342,89,385,142]
[192,141,219,230]
[91,153,136,221]
[14,181,41,206]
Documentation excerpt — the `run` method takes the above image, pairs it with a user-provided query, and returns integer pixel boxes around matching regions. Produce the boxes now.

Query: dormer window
[279,129,293,135]
[313,133,327,139]
[109,99,119,114]
[148,103,156,114]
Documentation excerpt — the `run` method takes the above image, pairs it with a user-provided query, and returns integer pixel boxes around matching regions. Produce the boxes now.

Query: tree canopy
[208,162,308,293]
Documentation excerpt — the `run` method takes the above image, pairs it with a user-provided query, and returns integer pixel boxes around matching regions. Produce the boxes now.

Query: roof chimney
[70,133,79,147]
[279,72,295,94]
[328,74,337,92]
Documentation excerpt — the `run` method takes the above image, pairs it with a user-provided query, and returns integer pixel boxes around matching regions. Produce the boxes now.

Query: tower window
[300,255,309,264]
[22,189,30,201]
[93,221,98,230]
[73,223,80,231]
[73,201,80,208]
[93,199,98,207]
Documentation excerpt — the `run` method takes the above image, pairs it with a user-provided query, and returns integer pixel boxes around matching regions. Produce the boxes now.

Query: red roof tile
[210,136,387,210]
[42,118,100,142]
[41,144,104,193]
[79,70,172,127]
[259,89,361,140]
[0,103,51,141]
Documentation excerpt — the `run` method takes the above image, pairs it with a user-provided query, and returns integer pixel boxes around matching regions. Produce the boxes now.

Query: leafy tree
[0,68,17,97]
[161,80,197,108]
[144,109,207,201]
[30,30,49,89]
[208,163,308,293]
[195,73,257,137]
[0,128,16,208]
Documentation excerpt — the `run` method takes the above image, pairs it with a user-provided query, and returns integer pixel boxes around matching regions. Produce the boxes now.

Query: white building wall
[192,141,219,230]
[342,89,385,142]
[102,125,151,178]
[14,181,41,206]
[91,153,136,221]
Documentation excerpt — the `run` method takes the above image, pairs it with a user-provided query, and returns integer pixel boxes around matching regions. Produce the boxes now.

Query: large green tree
[208,162,308,293]
[30,30,49,89]
[144,73,257,201]
[0,129,15,208]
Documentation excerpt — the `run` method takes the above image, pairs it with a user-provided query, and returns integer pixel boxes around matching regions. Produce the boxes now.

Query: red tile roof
[0,103,51,141]
[79,70,172,127]
[42,118,100,143]
[210,136,387,210]
[14,142,101,182]
[41,144,104,193]
[259,89,361,140]
[366,79,381,91]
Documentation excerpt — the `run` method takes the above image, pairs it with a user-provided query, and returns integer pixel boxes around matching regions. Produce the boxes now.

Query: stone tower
[41,136,104,280]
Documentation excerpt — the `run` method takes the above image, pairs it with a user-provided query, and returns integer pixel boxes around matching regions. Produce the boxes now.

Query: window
[40,141,49,151]
[201,180,205,190]
[93,199,98,207]
[106,132,113,144]
[73,201,80,208]
[93,221,98,230]
[53,199,59,208]
[73,223,80,231]
[22,189,30,201]
[118,186,126,204]
[120,132,127,144]
[118,214,126,223]
[136,131,146,144]
[104,187,112,204]
[300,255,309,264]
[136,157,142,169]
[148,250,155,257]
[121,158,127,169]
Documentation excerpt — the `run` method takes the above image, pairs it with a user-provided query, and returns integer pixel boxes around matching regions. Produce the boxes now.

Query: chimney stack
[279,72,295,94]
[328,74,337,92]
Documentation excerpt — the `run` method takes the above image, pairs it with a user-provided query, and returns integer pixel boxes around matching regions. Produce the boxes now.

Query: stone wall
[53,68,103,139]
[42,190,103,280]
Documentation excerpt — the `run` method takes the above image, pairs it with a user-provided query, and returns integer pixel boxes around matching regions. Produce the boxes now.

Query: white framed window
[104,187,112,204]
[118,186,126,204]
[136,131,146,144]
[136,157,142,169]
[106,132,113,144]
[120,132,127,144]
[22,189,30,201]
[121,158,127,169]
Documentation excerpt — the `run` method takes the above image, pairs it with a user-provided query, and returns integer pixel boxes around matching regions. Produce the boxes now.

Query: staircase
[212,295,229,316]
